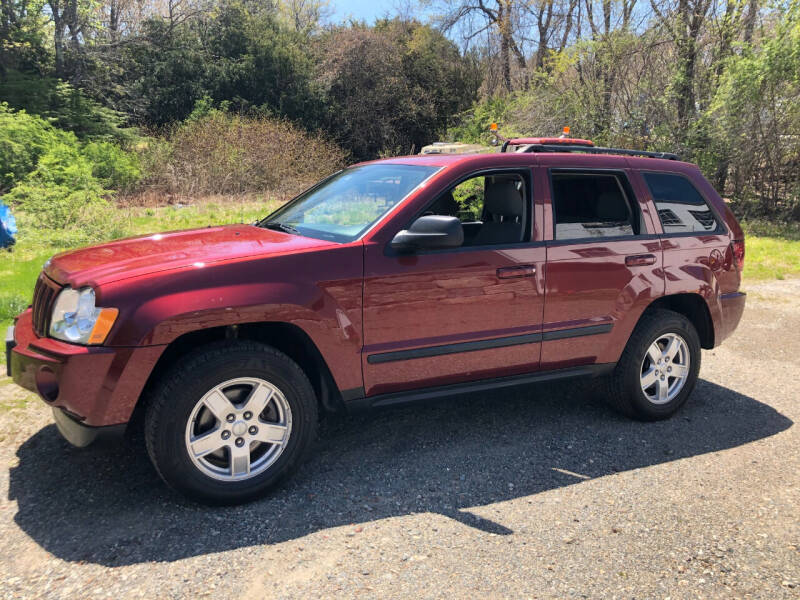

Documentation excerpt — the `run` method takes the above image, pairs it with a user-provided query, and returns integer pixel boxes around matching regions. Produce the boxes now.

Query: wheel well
[645,294,715,349]
[132,323,344,430]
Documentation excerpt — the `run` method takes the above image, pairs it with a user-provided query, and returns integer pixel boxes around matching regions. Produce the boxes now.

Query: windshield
[260,164,440,243]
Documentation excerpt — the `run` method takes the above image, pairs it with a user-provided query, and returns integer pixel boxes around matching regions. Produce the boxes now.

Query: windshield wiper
[263,221,300,235]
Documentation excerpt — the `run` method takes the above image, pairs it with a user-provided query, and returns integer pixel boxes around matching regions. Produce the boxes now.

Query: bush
[0,70,134,142]
[82,141,142,192]
[4,142,118,240]
[0,103,66,192]
[142,112,347,197]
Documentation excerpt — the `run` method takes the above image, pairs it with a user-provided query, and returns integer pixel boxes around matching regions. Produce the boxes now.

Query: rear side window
[643,173,719,234]
[551,172,637,240]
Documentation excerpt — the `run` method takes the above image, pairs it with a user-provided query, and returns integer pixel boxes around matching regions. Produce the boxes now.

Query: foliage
[4,141,116,236]
[81,141,142,192]
[0,103,141,200]
[317,19,479,160]
[708,0,800,218]
[0,70,134,141]
[0,0,51,74]
[0,102,66,192]
[120,4,322,128]
[1,0,798,221]
[142,111,347,197]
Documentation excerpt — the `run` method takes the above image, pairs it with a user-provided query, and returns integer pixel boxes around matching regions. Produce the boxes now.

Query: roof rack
[501,140,679,161]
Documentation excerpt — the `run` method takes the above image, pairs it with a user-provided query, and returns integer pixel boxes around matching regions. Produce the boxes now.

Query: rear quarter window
[643,172,720,234]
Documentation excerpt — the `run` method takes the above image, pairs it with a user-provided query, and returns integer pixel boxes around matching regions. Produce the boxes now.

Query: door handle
[625,254,657,267]
[497,265,536,279]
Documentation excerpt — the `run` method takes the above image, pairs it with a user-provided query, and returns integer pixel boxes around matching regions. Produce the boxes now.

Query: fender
[97,243,365,392]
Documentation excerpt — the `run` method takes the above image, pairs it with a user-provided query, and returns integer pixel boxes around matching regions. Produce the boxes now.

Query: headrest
[485,180,523,217]
[596,192,629,221]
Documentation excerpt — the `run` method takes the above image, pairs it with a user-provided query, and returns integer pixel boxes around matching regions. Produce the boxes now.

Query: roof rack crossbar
[509,143,679,161]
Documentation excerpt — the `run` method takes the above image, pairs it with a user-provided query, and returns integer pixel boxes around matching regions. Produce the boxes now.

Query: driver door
[361,169,546,397]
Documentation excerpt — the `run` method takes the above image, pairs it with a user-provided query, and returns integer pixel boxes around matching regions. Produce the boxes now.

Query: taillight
[732,239,745,271]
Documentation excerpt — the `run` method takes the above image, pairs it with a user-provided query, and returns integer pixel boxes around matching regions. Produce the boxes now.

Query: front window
[260,164,440,243]
[423,172,528,246]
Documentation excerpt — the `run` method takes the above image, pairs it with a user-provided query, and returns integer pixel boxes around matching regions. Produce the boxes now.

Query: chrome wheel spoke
[663,336,681,361]
[189,429,225,457]
[253,423,288,445]
[203,390,234,421]
[242,383,272,417]
[657,378,669,402]
[230,444,251,477]
[670,363,689,379]
[646,342,662,364]
[641,367,658,389]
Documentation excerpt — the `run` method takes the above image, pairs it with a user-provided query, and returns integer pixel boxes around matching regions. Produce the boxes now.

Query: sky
[329,0,412,24]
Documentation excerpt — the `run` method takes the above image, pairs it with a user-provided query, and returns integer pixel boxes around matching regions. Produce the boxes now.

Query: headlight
[50,287,118,345]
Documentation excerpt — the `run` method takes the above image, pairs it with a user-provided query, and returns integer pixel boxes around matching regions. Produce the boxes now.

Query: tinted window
[643,173,719,234]
[261,164,440,243]
[552,172,636,240]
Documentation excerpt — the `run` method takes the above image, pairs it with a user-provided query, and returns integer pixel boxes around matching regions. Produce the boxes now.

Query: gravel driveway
[1,279,798,599]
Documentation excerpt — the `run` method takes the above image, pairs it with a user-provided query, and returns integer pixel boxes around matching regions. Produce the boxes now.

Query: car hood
[44,224,336,288]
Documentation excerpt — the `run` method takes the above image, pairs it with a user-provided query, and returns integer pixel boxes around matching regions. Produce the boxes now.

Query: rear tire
[604,309,701,421]
[144,341,318,505]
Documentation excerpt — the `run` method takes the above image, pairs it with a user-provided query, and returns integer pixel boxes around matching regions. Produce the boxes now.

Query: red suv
[7,138,746,504]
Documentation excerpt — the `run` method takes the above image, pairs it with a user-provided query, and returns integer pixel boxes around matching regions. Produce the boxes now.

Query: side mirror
[390,215,464,251]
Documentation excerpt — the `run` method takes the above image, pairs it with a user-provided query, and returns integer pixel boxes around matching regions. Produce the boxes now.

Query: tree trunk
[498,2,512,91]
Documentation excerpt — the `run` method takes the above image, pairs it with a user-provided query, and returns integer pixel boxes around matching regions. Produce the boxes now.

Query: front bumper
[52,406,127,447]
[8,309,166,435]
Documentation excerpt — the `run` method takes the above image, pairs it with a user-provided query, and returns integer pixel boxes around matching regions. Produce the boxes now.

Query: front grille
[32,273,62,337]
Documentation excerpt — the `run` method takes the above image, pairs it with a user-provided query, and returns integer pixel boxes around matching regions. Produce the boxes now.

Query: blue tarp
[0,203,17,248]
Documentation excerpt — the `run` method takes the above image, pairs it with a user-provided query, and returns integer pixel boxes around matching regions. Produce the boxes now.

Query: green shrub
[4,142,117,239]
[0,103,66,192]
[81,141,142,192]
[0,70,135,142]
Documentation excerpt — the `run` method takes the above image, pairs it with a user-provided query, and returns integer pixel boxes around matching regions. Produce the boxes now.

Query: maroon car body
[8,150,746,441]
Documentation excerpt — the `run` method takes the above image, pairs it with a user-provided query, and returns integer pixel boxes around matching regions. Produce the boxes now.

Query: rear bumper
[8,309,165,430]
[717,291,746,344]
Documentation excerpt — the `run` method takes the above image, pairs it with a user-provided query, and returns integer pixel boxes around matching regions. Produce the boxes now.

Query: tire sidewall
[622,314,701,419]
[147,345,317,504]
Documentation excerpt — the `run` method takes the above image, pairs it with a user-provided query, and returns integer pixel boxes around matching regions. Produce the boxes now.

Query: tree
[316,20,479,159]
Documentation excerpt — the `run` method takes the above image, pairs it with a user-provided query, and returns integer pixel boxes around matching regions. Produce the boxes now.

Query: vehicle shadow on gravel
[7,378,792,566]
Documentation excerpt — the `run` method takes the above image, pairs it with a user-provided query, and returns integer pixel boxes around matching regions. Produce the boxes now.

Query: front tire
[604,309,701,421]
[144,341,318,504]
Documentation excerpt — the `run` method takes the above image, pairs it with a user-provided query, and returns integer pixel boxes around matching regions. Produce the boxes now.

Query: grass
[740,220,800,281]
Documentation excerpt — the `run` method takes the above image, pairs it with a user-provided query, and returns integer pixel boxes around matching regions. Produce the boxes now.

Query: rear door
[537,157,664,370]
